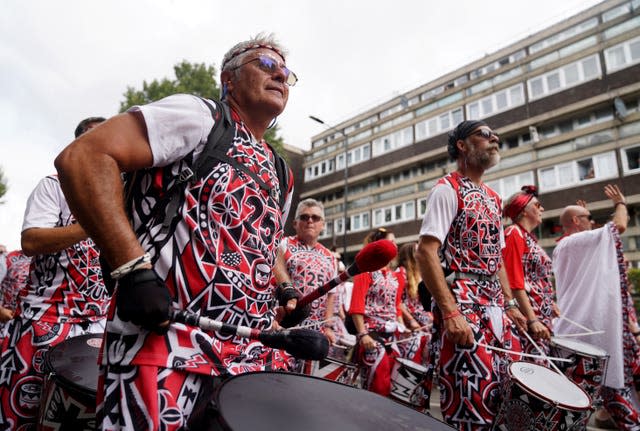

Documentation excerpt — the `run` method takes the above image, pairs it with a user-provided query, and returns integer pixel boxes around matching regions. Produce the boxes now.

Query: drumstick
[555,331,605,338]
[170,309,329,360]
[477,342,572,363]
[384,333,426,346]
[296,239,397,308]
[556,315,596,333]
[279,239,397,328]
[521,330,571,379]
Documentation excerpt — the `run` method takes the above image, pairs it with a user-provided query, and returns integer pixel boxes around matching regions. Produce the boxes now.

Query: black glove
[116,269,171,334]
[278,288,312,329]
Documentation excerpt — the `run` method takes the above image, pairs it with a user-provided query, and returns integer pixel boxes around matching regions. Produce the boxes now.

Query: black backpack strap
[160,98,233,233]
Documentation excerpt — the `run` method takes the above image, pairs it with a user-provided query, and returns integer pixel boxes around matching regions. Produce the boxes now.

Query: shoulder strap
[198,98,289,210]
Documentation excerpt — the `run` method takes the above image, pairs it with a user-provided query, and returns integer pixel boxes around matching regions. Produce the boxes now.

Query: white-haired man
[56,34,299,429]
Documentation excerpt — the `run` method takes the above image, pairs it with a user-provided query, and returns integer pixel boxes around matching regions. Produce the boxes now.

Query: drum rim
[550,337,609,359]
[43,334,101,397]
[508,362,592,411]
[394,357,429,372]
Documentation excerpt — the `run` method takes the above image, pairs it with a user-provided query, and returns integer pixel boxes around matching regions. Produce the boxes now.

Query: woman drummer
[502,185,560,358]
[349,228,408,396]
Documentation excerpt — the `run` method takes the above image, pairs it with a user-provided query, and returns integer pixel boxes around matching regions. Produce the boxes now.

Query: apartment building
[301,0,640,265]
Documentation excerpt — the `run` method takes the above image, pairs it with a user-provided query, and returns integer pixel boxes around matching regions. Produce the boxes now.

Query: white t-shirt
[131,93,214,167]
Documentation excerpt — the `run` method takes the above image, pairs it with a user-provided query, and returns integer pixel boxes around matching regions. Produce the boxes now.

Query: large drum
[37,334,103,431]
[390,357,430,410]
[549,337,608,407]
[190,371,455,430]
[494,362,592,431]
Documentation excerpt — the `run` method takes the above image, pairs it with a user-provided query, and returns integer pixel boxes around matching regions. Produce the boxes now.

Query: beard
[467,144,500,170]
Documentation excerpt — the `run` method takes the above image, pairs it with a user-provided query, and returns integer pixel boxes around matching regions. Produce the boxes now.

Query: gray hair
[221,32,288,74]
[294,198,325,220]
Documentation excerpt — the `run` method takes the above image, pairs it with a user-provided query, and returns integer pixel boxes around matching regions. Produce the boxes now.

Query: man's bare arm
[415,236,473,346]
[21,224,88,256]
[55,112,153,268]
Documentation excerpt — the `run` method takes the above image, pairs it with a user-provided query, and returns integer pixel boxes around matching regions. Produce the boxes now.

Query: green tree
[0,166,7,203]
[119,60,286,155]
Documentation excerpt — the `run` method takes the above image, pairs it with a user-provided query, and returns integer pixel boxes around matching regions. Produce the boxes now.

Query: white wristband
[110,253,152,280]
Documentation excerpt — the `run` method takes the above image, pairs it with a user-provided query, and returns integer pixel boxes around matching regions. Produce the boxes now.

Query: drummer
[349,228,427,398]
[0,117,110,430]
[273,198,344,356]
[55,33,301,429]
[502,186,559,358]
[554,185,640,429]
[415,121,526,430]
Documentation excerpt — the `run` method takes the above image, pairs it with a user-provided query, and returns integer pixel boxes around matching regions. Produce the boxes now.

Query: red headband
[504,185,538,221]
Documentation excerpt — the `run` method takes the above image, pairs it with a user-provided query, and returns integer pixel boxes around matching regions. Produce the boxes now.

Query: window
[605,36,640,73]
[537,151,618,191]
[350,212,370,232]
[527,55,601,101]
[486,172,536,199]
[466,84,525,120]
[529,18,598,54]
[415,107,463,141]
[622,145,640,174]
[603,15,640,40]
[372,200,417,227]
[372,126,414,156]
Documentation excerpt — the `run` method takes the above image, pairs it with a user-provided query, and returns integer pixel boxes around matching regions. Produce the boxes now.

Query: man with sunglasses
[554,185,640,430]
[415,120,526,430]
[55,34,298,430]
[274,199,341,351]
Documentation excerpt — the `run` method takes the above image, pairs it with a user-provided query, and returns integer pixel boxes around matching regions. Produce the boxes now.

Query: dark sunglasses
[470,129,500,142]
[233,54,298,86]
[298,214,323,222]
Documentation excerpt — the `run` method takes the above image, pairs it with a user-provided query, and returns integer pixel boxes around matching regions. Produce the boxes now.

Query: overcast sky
[0,0,604,250]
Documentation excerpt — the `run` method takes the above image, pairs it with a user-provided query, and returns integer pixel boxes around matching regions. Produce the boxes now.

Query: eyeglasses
[233,54,298,86]
[298,214,323,222]
[577,214,593,221]
[470,129,500,142]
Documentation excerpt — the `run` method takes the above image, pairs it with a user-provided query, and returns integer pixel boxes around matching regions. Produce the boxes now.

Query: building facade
[301,0,640,266]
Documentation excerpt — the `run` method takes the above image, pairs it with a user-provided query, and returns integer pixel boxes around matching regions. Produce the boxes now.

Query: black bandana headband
[447,120,488,159]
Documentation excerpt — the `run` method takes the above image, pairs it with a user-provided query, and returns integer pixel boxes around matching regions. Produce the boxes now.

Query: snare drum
[390,357,430,409]
[299,344,360,388]
[37,334,103,431]
[494,361,592,431]
[549,337,608,407]
[189,371,455,430]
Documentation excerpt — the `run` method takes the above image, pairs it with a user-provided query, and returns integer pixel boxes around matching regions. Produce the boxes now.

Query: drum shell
[494,362,591,431]
[36,334,102,431]
[549,337,608,407]
[189,371,455,431]
[389,357,429,408]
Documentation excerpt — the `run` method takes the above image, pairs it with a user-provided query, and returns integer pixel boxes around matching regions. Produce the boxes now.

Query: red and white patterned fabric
[280,236,337,327]
[99,95,295,430]
[350,269,405,395]
[0,175,109,430]
[0,250,31,337]
[420,172,517,430]
[503,223,554,356]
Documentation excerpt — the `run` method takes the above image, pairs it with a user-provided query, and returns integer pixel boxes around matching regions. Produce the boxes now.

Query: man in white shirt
[554,184,640,430]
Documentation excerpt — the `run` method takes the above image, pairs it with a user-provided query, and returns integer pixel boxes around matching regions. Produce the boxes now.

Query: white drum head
[551,337,608,358]
[395,357,428,373]
[509,362,591,409]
